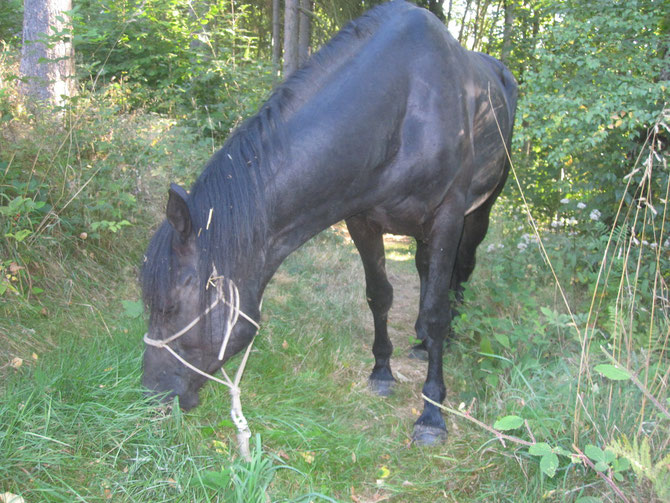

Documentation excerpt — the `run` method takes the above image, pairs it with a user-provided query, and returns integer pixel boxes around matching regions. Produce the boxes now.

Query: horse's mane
[142,1,409,314]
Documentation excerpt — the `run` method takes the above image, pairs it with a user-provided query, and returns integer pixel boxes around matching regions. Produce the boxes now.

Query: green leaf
[584,444,605,462]
[540,452,559,478]
[121,300,144,319]
[575,497,602,503]
[6,229,32,242]
[594,364,631,381]
[595,460,608,472]
[613,457,630,472]
[529,442,553,456]
[493,415,524,431]
[202,468,231,489]
[493,333,511,349]
[480,336,494,355]
[554,446,573,457]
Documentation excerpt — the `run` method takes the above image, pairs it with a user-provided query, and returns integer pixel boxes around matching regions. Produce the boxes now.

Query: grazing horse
[141,0,517,445]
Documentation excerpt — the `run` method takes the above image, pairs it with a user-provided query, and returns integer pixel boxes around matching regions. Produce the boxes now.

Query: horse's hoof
[368,378,395,397]
[408,344,429,361]
[412,424,447,446]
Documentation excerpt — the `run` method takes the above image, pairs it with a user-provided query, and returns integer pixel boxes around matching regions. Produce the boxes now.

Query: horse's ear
[166,183,192,241]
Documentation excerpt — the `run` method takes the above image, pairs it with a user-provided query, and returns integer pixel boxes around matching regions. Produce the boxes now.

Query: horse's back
[283,1,517,237]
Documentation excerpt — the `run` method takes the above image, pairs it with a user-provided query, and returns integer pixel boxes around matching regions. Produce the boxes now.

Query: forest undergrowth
[1,35,669,503]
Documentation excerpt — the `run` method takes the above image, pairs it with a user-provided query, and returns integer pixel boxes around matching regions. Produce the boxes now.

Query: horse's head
[140,184,256,410]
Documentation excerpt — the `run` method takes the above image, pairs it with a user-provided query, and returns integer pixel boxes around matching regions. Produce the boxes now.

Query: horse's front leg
[346,216,396,397]
[412,203,465,445]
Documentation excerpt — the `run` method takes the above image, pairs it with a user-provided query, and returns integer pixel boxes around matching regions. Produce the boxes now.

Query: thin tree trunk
[484,0,503,54]
[501,0,515,64]
[298,0,312,66]
[471,0,481,50]
[272,0,281,68]
[446,0,454,28]
[283,0,298,76]
[20,0,75,108]
[458,0,472,44]
[471,0,491,51]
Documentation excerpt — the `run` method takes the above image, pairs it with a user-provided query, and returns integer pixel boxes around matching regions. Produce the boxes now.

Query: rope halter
[142,265,260,460]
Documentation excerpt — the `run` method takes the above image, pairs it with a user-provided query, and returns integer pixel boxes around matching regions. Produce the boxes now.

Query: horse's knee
[415,310,451,342]
[366,280,393,314]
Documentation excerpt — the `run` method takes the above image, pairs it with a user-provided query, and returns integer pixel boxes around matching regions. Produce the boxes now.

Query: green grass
[1,74,668,501]
[2,220,667,502]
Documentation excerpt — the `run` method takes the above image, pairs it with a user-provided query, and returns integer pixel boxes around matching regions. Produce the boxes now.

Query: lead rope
[143,267,260,460]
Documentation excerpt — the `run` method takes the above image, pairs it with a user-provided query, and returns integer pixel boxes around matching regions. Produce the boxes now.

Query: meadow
[1,1,669,497]
[1,104,668,501]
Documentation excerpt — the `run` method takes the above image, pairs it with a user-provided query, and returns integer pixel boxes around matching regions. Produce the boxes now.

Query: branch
[572,444,631,503]
[422,394,534,447]
[600,346,670,420]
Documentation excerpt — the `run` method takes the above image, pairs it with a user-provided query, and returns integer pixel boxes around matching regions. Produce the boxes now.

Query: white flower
[567,217,578,226]
[517,242,527,251]
[589,209,601,221]
[577,202,587,209]
[487,243,497,252]
[632,236,640,246]
[650,242,657,249]
[521,233,539,244]
[642,240,649,246]
[664,238,670,248]
[560,198,571,204]
[497,244,505,249]
[517,225,524,231]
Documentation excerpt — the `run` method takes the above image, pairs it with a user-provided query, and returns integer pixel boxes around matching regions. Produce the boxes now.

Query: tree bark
[272,0,281,68]
[501,0,516,64]
[20,0,75,108]
[283,0,299,76]
[458,0,472,44]
[446,0,454,28]
[298,0,312,66]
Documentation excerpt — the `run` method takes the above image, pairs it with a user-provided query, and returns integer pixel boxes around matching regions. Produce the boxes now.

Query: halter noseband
[142,268,260,460]
[143,268,260,382]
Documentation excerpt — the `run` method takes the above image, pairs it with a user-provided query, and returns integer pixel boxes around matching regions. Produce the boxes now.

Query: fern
[609,435,670,500]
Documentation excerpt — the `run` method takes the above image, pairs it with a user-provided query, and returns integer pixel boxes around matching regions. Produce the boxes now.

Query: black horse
[141,0,517,445]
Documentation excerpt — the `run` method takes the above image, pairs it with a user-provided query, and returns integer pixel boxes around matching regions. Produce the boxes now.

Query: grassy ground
[2,211,667,502]
[1,95,668,502]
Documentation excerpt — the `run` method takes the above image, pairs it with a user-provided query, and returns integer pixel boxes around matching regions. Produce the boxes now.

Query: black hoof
[408,344,429,361]
[412,424,447,446]
[368,378,395,397]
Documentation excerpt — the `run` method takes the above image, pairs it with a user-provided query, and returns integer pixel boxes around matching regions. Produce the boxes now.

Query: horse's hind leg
[346,216,395,397]
[409,240,430,360]
[409,194,498,361]
[451,189,499,303]
[412,198,466,445]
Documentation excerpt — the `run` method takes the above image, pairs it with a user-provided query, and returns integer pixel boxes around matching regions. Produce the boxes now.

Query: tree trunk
[283,0,299,76]
[446,0,454,28]
[484,0,503,53]
[298,0,312,66]
[20,0,75,108]
[458,0,472,44]
[501,0,515,64]
[272,0,281,69]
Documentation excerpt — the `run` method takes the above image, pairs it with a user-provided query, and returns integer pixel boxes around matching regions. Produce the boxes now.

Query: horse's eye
[163,303,178,315]
[179,271,196,287]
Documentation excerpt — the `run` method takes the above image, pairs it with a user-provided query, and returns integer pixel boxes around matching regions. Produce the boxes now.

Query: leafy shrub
[513,0,668,220]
